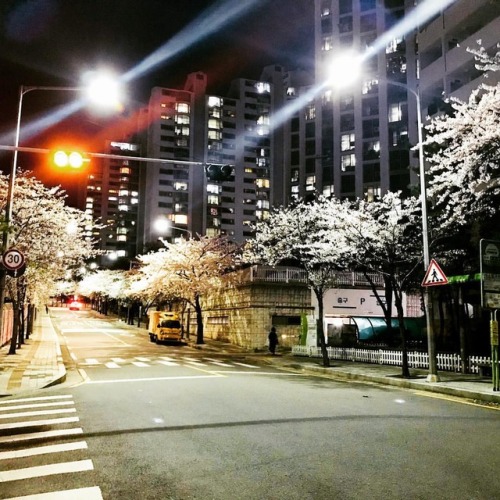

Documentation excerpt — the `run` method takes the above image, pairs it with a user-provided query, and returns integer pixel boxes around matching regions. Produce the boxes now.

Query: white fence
[291,345,490,374]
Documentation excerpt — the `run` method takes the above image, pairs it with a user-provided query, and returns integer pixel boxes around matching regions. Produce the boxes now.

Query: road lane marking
[86,374,224,384]
[101,331,131,345]
[157,361,179,366]
[208,361,232,367]
[159,356,175,361]
[84,359,100,365]
[0,395,72,406]
[0,441,88,460]
[132,362,149,367]
[0,408,76,420]
[185,360,207,367]
[0,401,74,412]
[0,459,93,482]
[135,357,150,362]
[232,362,258,368]
[0,428,83,444]
[111,358,125,363]
[0,416,79,431]
[6,485,103,499]
[105,362,120,369]
[412,390,500,410]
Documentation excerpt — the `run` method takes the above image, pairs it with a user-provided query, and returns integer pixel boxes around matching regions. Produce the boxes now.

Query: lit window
[389,103,403,122]
[207,184,220,194]
[118,204,129,211]
[291,185,299,194]
[208,96,222,107]
[175,115,190,125]
[207,195,219,205]
[131,198,138,205]
[176,102,190,113]
[287,87,296,96]
[208,118,222,129]
[117,250,126,257]
[175,126,190,136]
[255,82,270,93]
[120,167,131,174]
[305,104,316,120]
[208,130,221,140]
[362,78,379,94]
[173,214,188,225]
[365,185,381,202]
[341,133,355,151]
[306,175,316,191]
[256,200,270,209]
[341,154,356,171]
[322,36,333,52]
[119,190,129,196]
[255,178,270,188]
[291,169,299,182]
[323,185,334,196]
[174,182,188,191]
[386,37,403,54]
[117,235,127,242]
[257,115,270,125]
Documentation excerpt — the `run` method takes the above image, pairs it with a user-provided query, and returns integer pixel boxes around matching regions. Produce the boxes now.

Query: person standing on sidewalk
[268,326,278,355]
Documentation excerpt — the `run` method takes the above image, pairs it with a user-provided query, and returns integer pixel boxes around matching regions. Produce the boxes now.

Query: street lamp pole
[386,80,438,382]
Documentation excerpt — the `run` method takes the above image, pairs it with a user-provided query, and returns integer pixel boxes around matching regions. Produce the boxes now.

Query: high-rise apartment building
[313,0,419,201]
[138,70,281,248]
[84,140,140,267]
[418,0,500,112]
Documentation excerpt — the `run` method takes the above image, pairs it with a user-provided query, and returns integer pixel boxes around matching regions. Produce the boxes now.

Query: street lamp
[328,56,437,381]
[0,74,122,340]
[383,79,438,382]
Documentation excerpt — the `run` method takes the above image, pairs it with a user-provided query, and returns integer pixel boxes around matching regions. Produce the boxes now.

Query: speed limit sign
[2,248,26,271]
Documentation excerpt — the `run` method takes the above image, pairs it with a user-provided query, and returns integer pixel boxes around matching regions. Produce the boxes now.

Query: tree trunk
[8,301,19,355]
[314,287,330,367]
[195,294,204,344]
[27,304,35,338]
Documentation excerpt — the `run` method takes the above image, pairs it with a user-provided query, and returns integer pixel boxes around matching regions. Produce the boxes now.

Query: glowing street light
[327,55,437,381]
[0,71,123,338]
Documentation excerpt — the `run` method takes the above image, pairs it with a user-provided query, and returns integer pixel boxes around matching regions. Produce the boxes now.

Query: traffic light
[51,150,90,168]
[205,164,233,182]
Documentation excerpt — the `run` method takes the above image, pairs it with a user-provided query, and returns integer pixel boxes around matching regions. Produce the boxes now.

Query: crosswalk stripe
[185,360,207,367]
[159,356,175,361]
[0,441,88,460]
[135,357,150,362]
[0,459,94,482]
[232,362,258,368]
[6,485,104,500]
[157,360,179,366]
[0,395,72,406]
[105,362,120,369]
[84,359,100,365]
[0,416,79,431]
[0,402,74,412]
[209,361,232,367]
[0,408,76,420]
[132,362,149,367]
[111,358,125,363]
[0,428,83,444]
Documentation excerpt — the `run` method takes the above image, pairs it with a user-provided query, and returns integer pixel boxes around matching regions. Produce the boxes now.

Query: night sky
[0,0,313,203]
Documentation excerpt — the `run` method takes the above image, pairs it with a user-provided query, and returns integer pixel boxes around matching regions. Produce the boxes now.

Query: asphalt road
[1,309,499,500]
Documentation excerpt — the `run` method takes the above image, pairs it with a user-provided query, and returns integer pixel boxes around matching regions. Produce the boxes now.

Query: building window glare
[176,102,190,113]
[207,184,220,194]
[362,78,379,94]
[341,133,355,151]
[389,102,403,122]
[255,82,270,93]
[174,182,188,191]
[341,154,356,171]
[172,214,188,225]
[305,104,316,120]
[208,96,222,107]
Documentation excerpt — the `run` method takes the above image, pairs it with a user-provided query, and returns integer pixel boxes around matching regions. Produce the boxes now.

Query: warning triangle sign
[422,259,448,287]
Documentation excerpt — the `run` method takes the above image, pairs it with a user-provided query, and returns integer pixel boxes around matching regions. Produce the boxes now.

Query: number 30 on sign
[2,248,26,271]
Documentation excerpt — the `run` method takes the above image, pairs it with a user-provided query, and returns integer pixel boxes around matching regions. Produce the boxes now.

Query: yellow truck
[148,311,183,344]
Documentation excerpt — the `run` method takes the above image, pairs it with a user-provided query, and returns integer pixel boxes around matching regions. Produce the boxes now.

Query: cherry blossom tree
[0,172,96,353]
[137,236,240,344]
[245,199,351,367]
[424,45,500,237]
[334,192,423,377]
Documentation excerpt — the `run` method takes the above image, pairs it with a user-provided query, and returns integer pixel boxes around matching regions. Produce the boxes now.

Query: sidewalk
[0,309,66,397]
[0,310,499,405]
